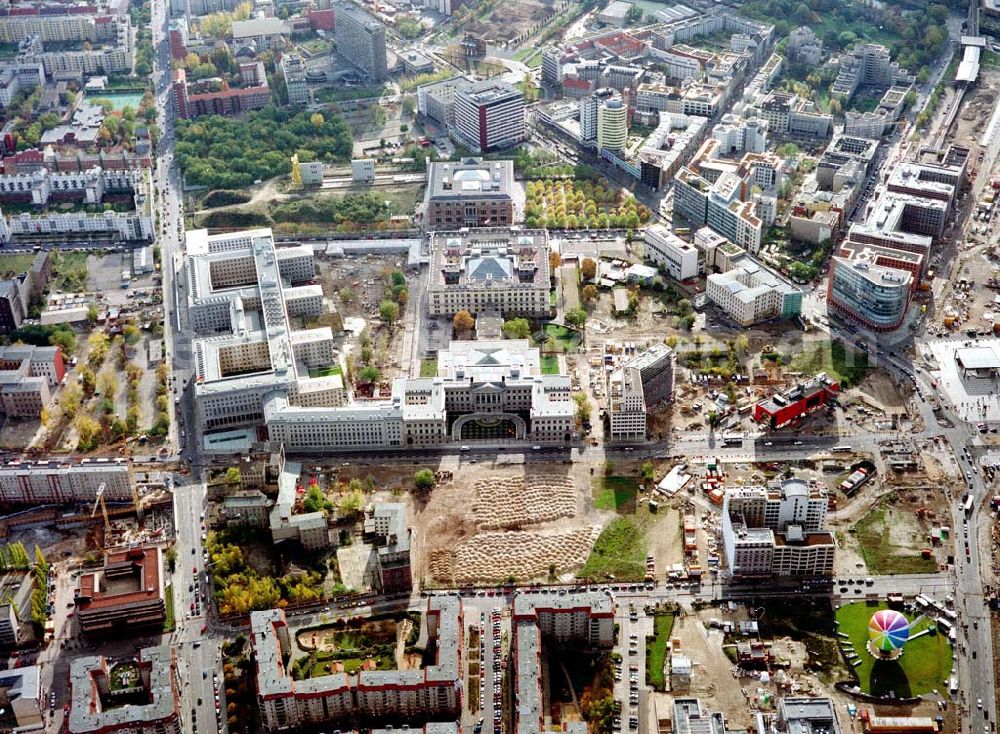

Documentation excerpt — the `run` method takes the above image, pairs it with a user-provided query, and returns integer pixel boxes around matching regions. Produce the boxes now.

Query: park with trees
[524,179,651,231]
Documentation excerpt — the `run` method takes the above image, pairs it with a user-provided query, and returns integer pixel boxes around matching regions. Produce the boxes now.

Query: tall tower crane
[91,483,110,550]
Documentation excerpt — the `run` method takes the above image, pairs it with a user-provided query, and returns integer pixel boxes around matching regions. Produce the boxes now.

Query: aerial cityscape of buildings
[0,0,995,732]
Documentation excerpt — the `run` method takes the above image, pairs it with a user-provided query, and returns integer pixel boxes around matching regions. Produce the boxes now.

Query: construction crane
[91,483,110,550]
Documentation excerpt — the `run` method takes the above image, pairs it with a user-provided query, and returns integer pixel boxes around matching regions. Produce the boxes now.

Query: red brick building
[752,374,839,429]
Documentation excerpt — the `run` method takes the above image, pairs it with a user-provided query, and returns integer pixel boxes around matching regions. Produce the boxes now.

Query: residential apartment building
[424,158,515,230]
[512,592,615,734]
[0,62,44,108]
[172,68,271,120]
[252,597,462,731]
[706,254,802,326]
[426,228,549,316]
[333,2,387,80]
[712,114,767,155]
[0,460,133,505]
[74,546,166,635]
[0,278,27,336]
[673,141,779,254]
[452,81,525,153]
[643,224,699,281]
[637,112,708,190]
[4,208,153,242]
[281,53,309,107]
[0,166,144,207]
[0,573,33,647]
[721,478,835,578]
[68,646,181,734]
[0,666,41,730]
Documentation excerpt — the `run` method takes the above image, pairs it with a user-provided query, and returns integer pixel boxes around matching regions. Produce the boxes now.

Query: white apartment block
[706,255,801,326]
[0,62,44,107]
[0,167,142,207]
[0,461,133,505]
[4,210,152,242]
[252,597,462,731]
[644,224,699,281]
[512,592,614,734]
[427,229,550,317]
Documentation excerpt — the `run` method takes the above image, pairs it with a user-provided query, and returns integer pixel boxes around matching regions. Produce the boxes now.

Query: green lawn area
[309,653,394,677]
[852,507,938,575]
[0,253,40,275]
[645,614,675,691]
[163,583,175,633]
[592,476,639,513]
[541,323,582,353]
[577,515,651,581]
[540,355,559,375]
[420,358,438,377]
[308,365,343,378]
[791,341,868,387]
[984,50,1000,69]
[109,662,141,691]
[835,602,952,698]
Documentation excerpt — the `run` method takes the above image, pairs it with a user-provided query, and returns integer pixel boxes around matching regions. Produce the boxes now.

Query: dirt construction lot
[414,458,608,586]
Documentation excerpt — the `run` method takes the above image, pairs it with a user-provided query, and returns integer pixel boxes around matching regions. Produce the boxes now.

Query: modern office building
[605,343,676,442]
[706,255,802,326]
[721,479,836,578]
[424,158,515,230]
[67,646,181,734]
[452,81,526,153]
[281,53,310,107]
[579,87,621,147]
[827,253,914,332]
[74,545,166,635]
[597,94,628,154]
[333,2,388,81]
[643,224,699,281]
[252,597,462,731]
[776,697,841,734]
[426,228,550,316]
[756,91,832,138]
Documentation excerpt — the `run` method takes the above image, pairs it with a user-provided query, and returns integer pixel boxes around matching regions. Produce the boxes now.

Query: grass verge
[163,583,175,633]
[645,614,674,691]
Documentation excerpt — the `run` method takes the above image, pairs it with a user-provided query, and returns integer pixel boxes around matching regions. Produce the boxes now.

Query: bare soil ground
[411,458,610,586]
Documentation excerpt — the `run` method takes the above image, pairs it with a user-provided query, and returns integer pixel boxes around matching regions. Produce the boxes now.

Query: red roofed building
[752,373,839,429]
[74,545,165,635]
[172,67,272,120]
